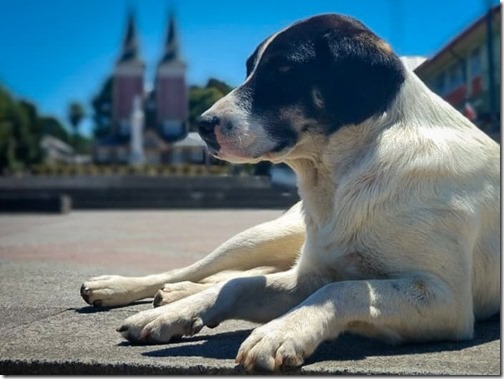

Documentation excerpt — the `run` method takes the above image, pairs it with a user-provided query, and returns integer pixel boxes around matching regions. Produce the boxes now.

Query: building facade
[94,12,203,165]
[155,14,188,140]
[415,5,501,138]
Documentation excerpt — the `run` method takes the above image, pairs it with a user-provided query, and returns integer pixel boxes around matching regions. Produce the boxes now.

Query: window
[448,62,464,90]
[470,47,482,76]
[435,72,447,94]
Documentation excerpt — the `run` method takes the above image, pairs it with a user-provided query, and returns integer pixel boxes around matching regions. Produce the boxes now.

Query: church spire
[119,11,141,63]
[161,10,181,63]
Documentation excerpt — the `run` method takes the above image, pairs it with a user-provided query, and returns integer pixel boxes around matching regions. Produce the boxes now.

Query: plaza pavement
[0,210,500,375]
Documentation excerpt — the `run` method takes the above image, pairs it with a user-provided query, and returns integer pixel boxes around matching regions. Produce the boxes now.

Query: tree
[0,85,87,173]
[39,116,70,144]
[205,78,233,95]
[91,76,113,138]
[0,87,46,172]
[0,87,19,171]
[18,100,42,164]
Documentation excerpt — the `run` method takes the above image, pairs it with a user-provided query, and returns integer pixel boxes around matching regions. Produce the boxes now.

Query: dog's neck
[283,70,452,228]
[284,122,376,228]
[286,124,377,228]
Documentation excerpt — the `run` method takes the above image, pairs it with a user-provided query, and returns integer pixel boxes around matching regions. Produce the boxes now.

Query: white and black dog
[81,14,500,372]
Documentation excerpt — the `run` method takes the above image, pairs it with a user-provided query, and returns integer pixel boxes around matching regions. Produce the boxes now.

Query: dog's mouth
[198,120,296,164]
[200,126,255,163]
[200,136,220,154]
[201,134,296,164]
[200,135,243,162]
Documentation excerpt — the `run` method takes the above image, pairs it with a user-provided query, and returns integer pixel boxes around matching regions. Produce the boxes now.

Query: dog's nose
[197,115,220,136]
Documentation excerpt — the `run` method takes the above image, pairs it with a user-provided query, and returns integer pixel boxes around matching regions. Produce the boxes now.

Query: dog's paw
[153,281,210,307]
[236,320,310,372]
[117,305,204,344]
[80,275,145,307]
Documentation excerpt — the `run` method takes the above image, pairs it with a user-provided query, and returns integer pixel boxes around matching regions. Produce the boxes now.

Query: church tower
[112,12,145,136]
[155,11,187,140]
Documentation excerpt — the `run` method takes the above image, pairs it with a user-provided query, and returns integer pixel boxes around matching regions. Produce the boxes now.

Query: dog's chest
[297,162,392,279]
[300,223,388,281]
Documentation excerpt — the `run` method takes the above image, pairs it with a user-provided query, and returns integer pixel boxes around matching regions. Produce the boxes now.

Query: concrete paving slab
[0,211,500,375]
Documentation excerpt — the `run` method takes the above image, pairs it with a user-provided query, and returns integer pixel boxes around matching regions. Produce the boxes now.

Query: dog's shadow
[135,314,500,365]
[139,329,253,360]
[305,314,500,365]
[75,300,153,314]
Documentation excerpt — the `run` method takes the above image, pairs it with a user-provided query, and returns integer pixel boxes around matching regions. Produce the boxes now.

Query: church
[93,12,207,165]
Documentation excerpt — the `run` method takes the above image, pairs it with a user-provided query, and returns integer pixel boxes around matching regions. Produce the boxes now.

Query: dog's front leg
[81,202,305,307]
[117,269,328,343]
[237,273,473,372]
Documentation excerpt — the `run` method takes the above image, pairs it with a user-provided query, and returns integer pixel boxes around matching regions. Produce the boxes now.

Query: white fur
[82,53,500,373]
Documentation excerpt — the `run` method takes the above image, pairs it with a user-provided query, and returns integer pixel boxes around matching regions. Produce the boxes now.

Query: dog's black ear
[315,28,405,131]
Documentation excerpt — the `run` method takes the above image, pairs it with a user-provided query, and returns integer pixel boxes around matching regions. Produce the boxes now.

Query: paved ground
[0,210,500,375]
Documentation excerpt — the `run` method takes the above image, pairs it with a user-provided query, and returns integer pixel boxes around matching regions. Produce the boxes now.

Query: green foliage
[205,78,233,95]
[39,116,70,143]
[0,87,39,171]
[67,101,89,153]
[91,76,113,138]
[68,101,85,132]
[0,86,78,173]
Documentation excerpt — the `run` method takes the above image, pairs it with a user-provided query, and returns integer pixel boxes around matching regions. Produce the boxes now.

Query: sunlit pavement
[0,210,499,374]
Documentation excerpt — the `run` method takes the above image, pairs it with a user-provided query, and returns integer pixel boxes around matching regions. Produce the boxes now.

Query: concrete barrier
[0,176,299,210]
[0,193,71,213]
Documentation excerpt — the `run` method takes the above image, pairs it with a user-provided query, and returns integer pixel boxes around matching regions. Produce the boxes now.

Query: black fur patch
[241,14,406,139]
[264,117,299,153]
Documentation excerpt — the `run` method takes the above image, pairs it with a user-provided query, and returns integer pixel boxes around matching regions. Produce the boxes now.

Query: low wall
[0,175,273,189]
[0,175,300,210]
[0,193,71,213]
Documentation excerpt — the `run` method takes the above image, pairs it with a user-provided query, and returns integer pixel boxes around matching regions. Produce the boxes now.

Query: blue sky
[0,0,498,136]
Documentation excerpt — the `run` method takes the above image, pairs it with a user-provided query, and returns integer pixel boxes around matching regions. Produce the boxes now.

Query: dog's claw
[80,285,91,304]
[116,325,128,333]
[152,292,162,307]
[80,285,90,295]
[207,321,220,329]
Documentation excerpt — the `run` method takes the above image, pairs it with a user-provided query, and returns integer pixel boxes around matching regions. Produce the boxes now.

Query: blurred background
[0,0,500,211]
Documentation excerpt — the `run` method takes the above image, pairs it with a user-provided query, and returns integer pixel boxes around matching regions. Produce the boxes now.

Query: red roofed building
[112,12,145,136]
[155,13,188,139]
[415,4,501,139]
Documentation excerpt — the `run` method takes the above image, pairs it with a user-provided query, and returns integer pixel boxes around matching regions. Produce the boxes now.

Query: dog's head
[198,14,405,163]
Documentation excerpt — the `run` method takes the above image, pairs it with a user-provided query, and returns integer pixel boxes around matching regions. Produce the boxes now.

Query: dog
[81,14,500,372]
